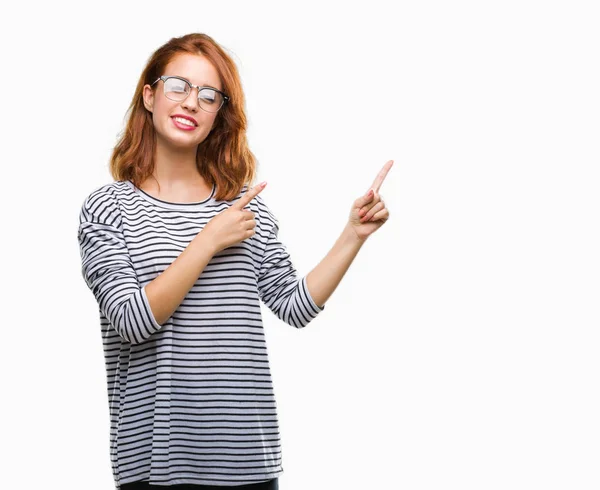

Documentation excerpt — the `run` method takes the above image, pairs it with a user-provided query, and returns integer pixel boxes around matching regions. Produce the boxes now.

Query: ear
[142,84,154,113]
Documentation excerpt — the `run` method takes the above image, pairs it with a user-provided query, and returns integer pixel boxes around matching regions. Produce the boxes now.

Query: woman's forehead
[164,53,221,89]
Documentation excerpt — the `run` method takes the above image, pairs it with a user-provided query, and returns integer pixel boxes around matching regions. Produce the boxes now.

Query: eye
[165,78,189,94]
[199,89,218,104]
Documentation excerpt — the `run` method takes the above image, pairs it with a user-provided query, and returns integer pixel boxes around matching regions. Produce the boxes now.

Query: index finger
[233,181,267,210]
[370,160,394,193]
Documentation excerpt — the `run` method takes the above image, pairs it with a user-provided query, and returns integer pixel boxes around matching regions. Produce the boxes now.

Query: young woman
[77,32,392,490]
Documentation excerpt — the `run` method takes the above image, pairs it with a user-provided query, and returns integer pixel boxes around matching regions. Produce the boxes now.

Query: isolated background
[1,1,598,489]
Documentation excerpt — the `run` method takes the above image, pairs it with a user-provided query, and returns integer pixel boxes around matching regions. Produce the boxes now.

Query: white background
[1,1,599,489]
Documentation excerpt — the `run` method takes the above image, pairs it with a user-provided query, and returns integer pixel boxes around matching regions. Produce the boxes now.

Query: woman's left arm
[306,160,394,308]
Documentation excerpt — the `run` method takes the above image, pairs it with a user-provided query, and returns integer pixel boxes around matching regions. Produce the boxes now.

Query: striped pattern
[77,180,324,488]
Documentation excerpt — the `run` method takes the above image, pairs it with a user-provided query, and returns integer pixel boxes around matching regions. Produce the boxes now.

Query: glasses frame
[151,75,230,113]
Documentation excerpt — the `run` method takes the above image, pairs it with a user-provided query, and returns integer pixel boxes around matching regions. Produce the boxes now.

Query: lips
[171,114,198,126]
[171,118,196,131]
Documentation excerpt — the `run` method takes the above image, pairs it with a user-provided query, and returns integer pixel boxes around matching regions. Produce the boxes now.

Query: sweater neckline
[125,180,216,211]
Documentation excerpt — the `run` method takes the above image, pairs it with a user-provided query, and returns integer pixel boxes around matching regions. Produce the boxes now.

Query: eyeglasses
[151,75,230,113]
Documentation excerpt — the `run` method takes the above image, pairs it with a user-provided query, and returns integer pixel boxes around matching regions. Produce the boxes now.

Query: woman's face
[143,52,223,149]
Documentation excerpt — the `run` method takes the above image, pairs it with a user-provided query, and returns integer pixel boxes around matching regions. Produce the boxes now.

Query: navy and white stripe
[77,180,324,488]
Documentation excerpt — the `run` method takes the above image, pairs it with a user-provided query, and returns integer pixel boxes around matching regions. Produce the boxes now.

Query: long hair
[109,33,257,201]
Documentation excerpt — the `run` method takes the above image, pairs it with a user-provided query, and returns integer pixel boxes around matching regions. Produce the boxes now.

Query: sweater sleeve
[256,202,325,329]
[77,188,163,344]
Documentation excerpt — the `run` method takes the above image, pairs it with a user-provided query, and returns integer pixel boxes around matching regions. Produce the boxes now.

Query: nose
[181,88,200,112]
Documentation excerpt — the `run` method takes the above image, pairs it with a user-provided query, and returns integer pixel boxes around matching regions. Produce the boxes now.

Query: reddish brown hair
[109,33,257,201]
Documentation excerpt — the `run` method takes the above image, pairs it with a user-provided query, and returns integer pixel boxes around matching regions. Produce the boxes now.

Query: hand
[348,160,393,242]
[204,181,267,253]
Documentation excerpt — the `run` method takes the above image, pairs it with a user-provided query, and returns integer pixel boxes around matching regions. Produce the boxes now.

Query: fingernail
[260,181,267,187]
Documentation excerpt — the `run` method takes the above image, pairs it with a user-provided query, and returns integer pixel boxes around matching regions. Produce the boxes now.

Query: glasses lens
[164,78,189,100]
[198,88,223,113]
[162,78,224,112]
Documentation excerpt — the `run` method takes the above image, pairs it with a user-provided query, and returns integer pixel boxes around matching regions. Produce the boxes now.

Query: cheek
[153,102,177,132]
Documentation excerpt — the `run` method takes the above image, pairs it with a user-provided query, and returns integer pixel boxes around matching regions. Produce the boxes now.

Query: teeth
[173,117,195,127]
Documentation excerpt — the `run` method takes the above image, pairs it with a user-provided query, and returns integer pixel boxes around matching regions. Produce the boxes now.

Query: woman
[77,33,392,490]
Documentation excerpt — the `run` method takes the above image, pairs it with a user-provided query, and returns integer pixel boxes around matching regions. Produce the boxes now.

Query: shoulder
[78,181,129,228]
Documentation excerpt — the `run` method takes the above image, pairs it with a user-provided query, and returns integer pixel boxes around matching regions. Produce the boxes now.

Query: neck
[152,137,203,186]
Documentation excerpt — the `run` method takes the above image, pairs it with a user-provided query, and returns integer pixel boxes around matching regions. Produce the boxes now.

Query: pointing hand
[204,181,268,253]
[348,160,393,242]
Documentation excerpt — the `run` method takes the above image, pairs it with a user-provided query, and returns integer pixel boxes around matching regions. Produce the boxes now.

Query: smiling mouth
[171,117,197,130]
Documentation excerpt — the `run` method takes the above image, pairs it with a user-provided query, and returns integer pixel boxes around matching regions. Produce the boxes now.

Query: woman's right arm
[143,231,216,326]
[78,189,217,345]
[78,183,265,344]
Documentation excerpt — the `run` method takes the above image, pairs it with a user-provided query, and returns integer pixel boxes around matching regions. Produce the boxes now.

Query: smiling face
[143,52,223,150]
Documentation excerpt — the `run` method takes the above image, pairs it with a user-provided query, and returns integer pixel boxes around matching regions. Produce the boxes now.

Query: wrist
[343,222,367,247]
[194,229,218,256]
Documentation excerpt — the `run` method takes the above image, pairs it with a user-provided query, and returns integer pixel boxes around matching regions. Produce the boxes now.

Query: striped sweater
[77,180,325,488]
